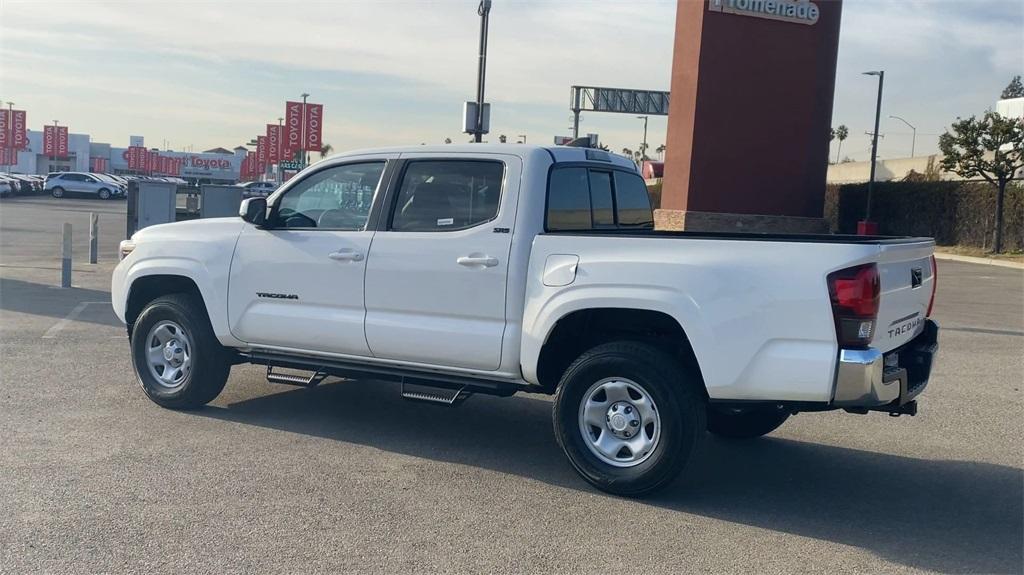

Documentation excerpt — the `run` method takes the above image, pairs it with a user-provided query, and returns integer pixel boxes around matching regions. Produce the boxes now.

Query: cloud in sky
[1,0,1020,160]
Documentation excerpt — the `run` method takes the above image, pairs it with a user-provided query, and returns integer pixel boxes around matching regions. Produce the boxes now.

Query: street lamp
[300,92,310,166]
[471,0,492,143]
[860,70,884,235]
[637,115,649,161]
[889,115,916,158]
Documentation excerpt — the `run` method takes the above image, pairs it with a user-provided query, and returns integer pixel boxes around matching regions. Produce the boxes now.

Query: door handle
[457,255,499,267]
[328,250,364,262]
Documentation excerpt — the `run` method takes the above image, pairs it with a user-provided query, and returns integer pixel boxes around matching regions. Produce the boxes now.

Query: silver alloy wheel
[52,187,64,198]
[578,377,661,467]
[145,320,192,389]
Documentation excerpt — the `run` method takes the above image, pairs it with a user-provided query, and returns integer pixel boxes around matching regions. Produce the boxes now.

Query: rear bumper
[832,319,939,408]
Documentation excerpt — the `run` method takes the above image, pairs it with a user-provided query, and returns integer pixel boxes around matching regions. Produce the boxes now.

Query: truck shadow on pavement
[0,277,119,327]
[200,378,1023,574]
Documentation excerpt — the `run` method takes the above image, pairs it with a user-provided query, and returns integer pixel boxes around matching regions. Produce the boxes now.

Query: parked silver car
[45,172,126,200]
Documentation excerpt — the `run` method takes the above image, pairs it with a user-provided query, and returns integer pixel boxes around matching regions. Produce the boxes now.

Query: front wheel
[130,293,231,409]
[98,188,111,200]
[51,186,65,198]
[553,341,706,497]
[707,405,790,439]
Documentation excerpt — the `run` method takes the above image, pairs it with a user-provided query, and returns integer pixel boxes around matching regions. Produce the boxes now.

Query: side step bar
[266,366,326,388]
[401,381,470,406]
[245,350,527,398]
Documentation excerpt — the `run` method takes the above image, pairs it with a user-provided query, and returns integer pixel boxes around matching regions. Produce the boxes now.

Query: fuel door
[543,254,579,287]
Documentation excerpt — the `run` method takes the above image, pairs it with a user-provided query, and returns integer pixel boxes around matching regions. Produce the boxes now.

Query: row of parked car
[0,173,45,196]
[0,172,193,200]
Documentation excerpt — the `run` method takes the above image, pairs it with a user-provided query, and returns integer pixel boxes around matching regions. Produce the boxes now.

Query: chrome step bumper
[833,319,939,408]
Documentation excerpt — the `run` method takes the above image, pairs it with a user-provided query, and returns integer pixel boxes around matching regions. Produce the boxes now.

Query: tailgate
[874,240,935,352]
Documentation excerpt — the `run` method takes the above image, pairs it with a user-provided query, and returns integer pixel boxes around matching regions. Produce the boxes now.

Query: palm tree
[499,134,507,143]
[444,137,452,144]
[319,143,334,159]
[656,144,666,160]
[834,125,848,164]
[622,147,632,158]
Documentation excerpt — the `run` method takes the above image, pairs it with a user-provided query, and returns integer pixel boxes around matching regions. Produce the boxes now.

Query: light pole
[301,92,309,166]
[889,114,916,158]
[277,117,284,184]
[861,70,884,234]
[472,0,492,143]
[637,115,649,161]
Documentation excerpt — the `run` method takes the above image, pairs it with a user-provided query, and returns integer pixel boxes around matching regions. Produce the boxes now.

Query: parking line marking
[42,301,111,339]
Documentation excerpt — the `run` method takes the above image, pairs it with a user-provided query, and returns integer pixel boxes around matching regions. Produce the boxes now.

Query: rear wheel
[130,293,231,409]
[98,188,111,200]
[553,341,706,496]
[707,405,790,439]
[51,186,65,198]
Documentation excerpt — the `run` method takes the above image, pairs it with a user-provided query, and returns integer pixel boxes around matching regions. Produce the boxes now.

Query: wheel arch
[125,274,207,337]
[532,307,707,396]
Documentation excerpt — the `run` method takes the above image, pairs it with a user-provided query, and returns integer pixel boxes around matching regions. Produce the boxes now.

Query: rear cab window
[546,164,654,231]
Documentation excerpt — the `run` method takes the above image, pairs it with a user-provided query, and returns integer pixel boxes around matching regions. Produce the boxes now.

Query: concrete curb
[934,252,1024,270]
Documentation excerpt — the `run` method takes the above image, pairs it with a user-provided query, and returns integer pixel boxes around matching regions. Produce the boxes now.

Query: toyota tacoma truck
[112,144,939,496]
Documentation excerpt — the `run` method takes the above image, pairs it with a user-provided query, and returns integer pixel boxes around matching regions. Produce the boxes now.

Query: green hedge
[825,181,1024,251]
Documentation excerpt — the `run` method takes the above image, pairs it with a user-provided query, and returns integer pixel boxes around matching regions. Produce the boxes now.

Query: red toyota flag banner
[11,110,27,149]
[0,109,8,149]
[148,150,159,174]
[91,157,109,172]
[0,147,16,165]
[56,126,69,157]
[285,101,303,156]
[266,124,281,163]
[246,151,257,179]
[303,103,323,151]
[256,136,267,170]
[43,125,57,155]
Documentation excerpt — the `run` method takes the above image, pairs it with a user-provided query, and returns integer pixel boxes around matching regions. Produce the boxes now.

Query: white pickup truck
[113,144,939,495]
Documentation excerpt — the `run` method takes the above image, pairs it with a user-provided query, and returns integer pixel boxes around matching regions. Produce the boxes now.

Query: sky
[0,0,1021,161]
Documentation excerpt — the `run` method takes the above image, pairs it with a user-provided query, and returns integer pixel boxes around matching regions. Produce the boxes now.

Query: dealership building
[3,130,246,184]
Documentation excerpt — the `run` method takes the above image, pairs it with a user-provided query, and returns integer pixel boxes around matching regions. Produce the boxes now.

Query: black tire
[553,341,706,497]
[98,188,111,200]
[130,293,231,409]
[707,405,790,439]
[51,186,65,198]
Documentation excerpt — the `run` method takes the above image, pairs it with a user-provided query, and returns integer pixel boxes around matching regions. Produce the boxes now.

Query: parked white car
[112,144,939,495]
[236,181,277,198]
[46,172,126,199]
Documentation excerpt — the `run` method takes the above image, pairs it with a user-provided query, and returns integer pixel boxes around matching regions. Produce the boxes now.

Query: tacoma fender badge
[256,292,299,300]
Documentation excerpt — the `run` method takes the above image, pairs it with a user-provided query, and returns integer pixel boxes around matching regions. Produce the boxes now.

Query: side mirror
[239,197,268,226]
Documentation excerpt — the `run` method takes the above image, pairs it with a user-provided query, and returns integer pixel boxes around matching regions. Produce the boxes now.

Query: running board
[266,366,326,388]
[245,350,525,398]
[401,381,471,406]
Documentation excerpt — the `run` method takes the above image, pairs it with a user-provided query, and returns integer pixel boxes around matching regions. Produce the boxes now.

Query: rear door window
[390,160,504,232]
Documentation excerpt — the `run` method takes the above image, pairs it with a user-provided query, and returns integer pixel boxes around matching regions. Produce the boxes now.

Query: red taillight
[827,263,880,348]
[926,255,937,317]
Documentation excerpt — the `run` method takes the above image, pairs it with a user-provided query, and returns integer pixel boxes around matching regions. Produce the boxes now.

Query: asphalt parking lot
[1,195,1021,574]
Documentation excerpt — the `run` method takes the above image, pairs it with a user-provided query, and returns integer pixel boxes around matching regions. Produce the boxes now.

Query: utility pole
[889,115,916,158]
[861,70,884,233]
[473,0,492,143]
[637,115,649,161]
[301,92,309,166]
